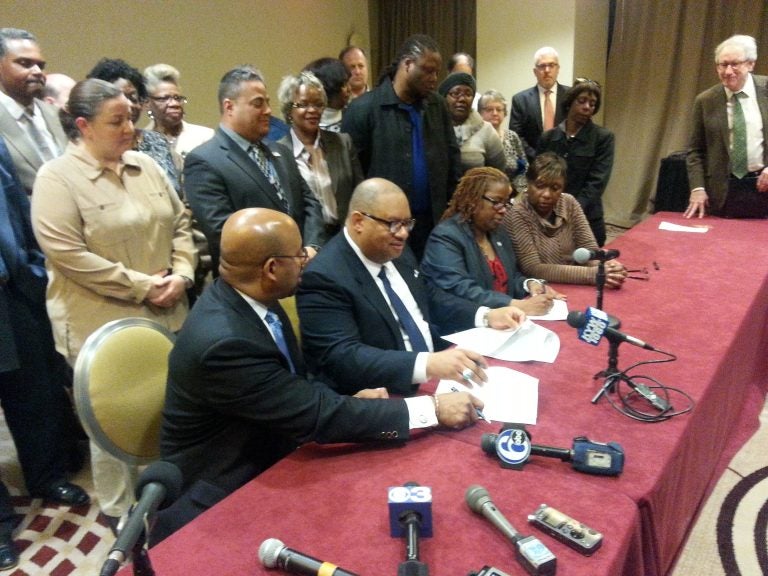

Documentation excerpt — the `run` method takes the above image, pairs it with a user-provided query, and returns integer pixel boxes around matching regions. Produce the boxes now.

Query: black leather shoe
[34,481,90,506]
[0,538,18,571]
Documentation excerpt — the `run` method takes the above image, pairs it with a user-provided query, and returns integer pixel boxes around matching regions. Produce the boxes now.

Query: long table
[121,212,768,576]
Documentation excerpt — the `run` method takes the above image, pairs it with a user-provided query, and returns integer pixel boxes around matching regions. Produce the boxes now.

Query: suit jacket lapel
[0,105,43,170]
[319,131,341,196]
[217,279,305,376]
[338,238,404,344]
[217,131,285,211]
[755,76,768,165]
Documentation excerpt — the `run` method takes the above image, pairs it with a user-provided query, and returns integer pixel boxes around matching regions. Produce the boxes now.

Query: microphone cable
[599,349,696,423]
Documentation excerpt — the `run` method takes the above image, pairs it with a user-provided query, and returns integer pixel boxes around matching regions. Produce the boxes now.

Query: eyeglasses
[360,212,416,234]
[271,247,310,266]
[716,60,749,70]
[535,62,559,70]
[150,95,188,104]
[481,195,513,210]
[291,101,325,110]
[446,88,475,100]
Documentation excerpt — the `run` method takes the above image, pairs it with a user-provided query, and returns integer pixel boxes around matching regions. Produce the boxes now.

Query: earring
[147,110,154,119]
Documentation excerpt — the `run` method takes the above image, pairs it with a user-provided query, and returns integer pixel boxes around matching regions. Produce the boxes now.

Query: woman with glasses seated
[504,152,626,288]
[537,78,614,246]
[276,71,363,244]
[87,58,181,194]
[421,167,561,316]
[143,63,214,159]
[438,73,507,176]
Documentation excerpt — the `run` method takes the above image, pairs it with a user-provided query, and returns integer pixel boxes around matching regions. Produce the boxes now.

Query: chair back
[74,317,175,465]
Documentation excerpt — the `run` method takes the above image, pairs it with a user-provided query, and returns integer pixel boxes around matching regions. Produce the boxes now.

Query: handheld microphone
[573,247,620,264]
[481,428,625,476]
[259,538,358,576]
[465,485,556,576]
[99,461,183,576]
[567,308,656,350]
[389,484,432,576]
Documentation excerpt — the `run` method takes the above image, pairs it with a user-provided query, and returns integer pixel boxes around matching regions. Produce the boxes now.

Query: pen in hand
[450,385,489,422]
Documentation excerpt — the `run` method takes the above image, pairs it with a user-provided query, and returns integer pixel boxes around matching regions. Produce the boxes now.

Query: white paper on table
[528,298,569,321]
[436,365,539,424]
[658,221,709,233]
[441,319,560,363]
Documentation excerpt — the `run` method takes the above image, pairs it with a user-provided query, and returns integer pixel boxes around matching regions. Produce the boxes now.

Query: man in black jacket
[341,35,461,258]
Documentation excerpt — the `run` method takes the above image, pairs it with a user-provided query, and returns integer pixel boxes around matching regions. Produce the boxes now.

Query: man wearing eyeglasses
[0,28,66,195]
[509,47,570,162]
[297,178,526,396]
[184,66,324,274]
[157,206,484,541]
[685,34,768,219]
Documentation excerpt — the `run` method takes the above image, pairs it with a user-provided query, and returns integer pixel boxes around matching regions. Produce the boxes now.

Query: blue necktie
[265,310,296,373]
[377,265,429,353]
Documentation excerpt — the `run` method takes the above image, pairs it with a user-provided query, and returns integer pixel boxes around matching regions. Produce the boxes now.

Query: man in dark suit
[157,207,483,541]
[341,35,462,259]
[509,47,570,161]
[0,28,67,195]
[184,65,324,273]
[685,34,768,219]
[296,178,526,396]
[0,139,89,538]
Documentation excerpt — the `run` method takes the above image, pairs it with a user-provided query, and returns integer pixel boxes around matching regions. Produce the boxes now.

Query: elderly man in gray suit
[685,34,768,219]
[0,28,66,195]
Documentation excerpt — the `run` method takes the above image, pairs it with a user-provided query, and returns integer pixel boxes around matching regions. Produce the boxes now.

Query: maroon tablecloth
[120,212,768,576]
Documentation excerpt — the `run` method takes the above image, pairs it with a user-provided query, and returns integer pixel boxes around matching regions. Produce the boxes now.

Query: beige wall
[477,0,609,123]
[9,0,369,127]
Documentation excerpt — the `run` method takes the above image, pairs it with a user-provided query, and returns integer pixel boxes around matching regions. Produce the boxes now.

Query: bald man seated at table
[296,178,526,396]
[156,207,484,541]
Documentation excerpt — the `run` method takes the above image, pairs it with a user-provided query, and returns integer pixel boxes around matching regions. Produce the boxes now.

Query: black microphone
[99,461,183,576]
[572,247,620,264]
[259,538,359,576]
[567,309,655,350]
[466,485,556,575]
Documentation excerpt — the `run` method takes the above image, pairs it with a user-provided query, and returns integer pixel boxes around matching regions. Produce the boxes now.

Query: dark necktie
[249,144,289,212]
[377,265,429,353]
[731,92,748,178]
[265,310,296,373]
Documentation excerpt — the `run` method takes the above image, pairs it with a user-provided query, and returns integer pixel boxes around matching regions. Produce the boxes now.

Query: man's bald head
[220,208,302,299]
[346,178,412,264]
[347,178,407,220]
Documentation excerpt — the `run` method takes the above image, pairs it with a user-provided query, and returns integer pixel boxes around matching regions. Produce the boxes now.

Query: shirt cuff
[474,306,490,328]
[412,352,429,383]
[404,395,438,429]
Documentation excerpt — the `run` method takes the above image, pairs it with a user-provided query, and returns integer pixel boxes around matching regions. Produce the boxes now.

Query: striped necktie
[249,144,289,211]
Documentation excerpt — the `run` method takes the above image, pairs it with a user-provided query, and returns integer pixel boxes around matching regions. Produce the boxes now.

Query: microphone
[99,461,183,576]
[573,247,620,264]
[567,308,655,350]
[389,484,432,576]
[465,485,556,576]
[259,538,358,576]
[481,428,625,476]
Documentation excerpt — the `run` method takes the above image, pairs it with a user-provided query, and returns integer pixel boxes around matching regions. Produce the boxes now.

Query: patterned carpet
[0,413,115,575]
